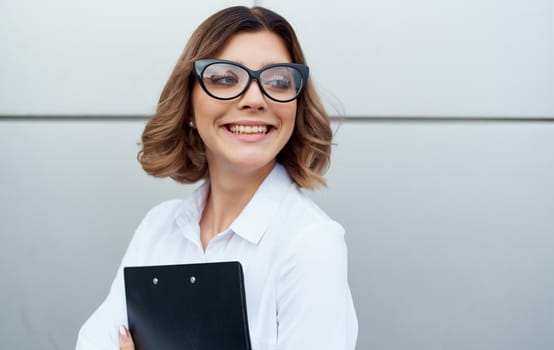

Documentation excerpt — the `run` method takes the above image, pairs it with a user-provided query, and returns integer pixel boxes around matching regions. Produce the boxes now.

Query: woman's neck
[199,161,275,250]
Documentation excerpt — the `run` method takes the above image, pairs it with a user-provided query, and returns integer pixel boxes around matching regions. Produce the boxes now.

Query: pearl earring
[188,121,194,127]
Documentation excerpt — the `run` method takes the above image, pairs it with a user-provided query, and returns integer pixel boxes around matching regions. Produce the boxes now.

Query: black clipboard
[124,261,252,350]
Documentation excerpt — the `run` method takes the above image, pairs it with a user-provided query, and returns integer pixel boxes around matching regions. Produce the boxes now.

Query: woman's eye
[208,74,238,85]
[266,78,291,90]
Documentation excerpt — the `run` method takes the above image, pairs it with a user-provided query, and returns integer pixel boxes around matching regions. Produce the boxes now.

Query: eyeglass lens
[201,63,303,101]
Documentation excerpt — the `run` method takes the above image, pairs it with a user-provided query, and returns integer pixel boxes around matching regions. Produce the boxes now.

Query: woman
[76,6,357,350]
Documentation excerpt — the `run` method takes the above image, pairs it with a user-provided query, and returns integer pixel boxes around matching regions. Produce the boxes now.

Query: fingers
[119,325,135,350]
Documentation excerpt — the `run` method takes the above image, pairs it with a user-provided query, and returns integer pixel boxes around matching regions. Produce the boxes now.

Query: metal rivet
[190,276,196,284]
[152,277,159,285]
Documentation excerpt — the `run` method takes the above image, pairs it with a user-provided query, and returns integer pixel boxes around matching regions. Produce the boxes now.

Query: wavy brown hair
[138,6,332,190]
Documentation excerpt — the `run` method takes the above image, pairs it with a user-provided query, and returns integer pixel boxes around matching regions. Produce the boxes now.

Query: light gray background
[1,0,553,349]
[2,0,553,117]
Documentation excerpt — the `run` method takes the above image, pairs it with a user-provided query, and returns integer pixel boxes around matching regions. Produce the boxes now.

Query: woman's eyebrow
[231,60,292,69]
[260,60,293,66]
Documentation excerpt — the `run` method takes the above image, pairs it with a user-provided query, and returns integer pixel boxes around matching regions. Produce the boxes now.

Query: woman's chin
[224,156,276,176]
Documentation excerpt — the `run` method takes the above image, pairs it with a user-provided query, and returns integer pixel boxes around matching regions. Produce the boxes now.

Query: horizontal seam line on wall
[1,115,554,123]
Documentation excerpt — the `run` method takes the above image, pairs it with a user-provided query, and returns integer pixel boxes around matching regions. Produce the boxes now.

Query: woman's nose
[238,80,267,110]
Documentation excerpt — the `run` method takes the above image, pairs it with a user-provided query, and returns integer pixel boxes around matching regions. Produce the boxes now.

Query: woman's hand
[119,325,135,350]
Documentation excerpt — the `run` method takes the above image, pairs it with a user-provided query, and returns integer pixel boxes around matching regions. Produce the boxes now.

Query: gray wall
[3,0,553,117]
[1,1,553,349]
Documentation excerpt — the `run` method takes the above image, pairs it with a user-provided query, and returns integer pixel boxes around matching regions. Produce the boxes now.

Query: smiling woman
[76,6,357,350]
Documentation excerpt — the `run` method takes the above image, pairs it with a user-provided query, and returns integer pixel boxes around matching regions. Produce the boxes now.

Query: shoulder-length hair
[138,6,332,190]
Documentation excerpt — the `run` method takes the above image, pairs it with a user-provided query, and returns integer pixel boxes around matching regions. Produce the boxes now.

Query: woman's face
[191,30,297,177]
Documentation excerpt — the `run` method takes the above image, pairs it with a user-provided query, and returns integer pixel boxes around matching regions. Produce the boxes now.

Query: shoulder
[271,189,350,291]
[125,199,186,252]
[278,188,346,259]
[281,187,344,235]
[142,199,184,224]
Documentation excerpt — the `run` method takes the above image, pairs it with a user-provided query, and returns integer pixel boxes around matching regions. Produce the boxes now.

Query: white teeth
[229,125,268,135]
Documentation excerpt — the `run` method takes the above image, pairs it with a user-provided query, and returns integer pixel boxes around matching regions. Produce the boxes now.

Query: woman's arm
[76,217,149,349]
[276,222,358,350]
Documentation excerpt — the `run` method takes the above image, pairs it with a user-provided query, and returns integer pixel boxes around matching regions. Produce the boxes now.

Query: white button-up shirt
[76,164,358,350]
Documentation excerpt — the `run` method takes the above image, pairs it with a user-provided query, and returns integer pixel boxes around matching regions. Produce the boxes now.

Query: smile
[227,124,269,135]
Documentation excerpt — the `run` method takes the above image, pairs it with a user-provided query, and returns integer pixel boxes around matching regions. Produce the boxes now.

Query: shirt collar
[175,163,294,245]
[230,163,294,244]
[174,181,209,245]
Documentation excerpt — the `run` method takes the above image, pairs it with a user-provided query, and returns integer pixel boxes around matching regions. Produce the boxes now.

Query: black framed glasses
[194,59,309,103]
